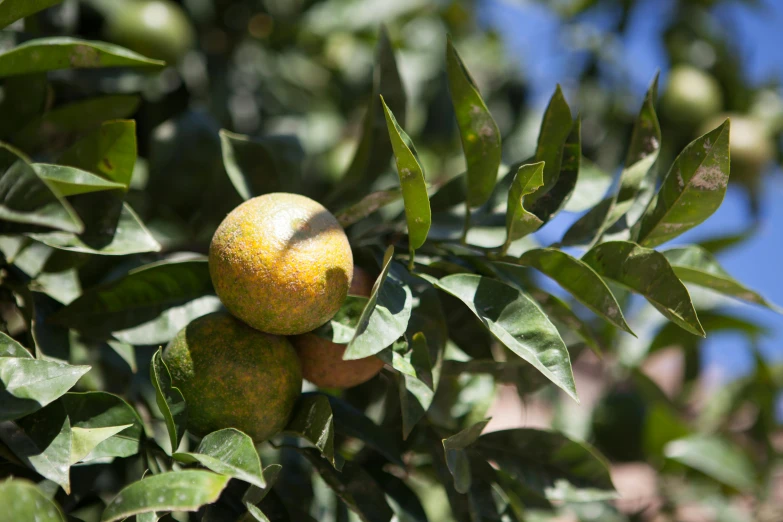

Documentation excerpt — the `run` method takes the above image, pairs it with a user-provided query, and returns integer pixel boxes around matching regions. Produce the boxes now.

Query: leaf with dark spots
[527,85,573,206]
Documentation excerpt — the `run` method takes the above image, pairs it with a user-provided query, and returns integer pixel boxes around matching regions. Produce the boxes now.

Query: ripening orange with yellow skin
[209,193,353,335]
[292,267,385,389]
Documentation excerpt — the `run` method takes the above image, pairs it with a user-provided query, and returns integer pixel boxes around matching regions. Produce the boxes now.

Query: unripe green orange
[163,312,302,442]
[209,193,353,335]
[661,65,723,127]
[292,267,385,389]
[104,0,195,65]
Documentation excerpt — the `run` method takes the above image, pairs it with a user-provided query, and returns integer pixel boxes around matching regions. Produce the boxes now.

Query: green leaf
[61,391,143,461]
[663,245,782,312]
[101,470,230,522]
[33,164,126,196]
[434,274,577,401]
[528,289,602,356]
[219,130,303,200]
[563,158,612,213]
[528,86,573,206]
[442,418,490,494]
[0,0,62,29]
[151,349,187,454]
[51,259,212,336]
[12,95,141,152]
[29,202,160,256]
[298,447,394,522]
[513,248,633,334]
[335,26,406,197]
[530,117,581,222]
[634,120,730,247]
[106,339,137,372]
[0,145,83,234]
[0,402,72,492]
[326,395,403,466]
[664,435,756,491]
[244,504,271,522]
[58,120,137,186]
[0,479,66,522]
[502,162,544,253]
[381,96,431,251]
[0,357,89,421]
[344,247,413,360]
[70,424,131,464]
[445,38,501,208]
[175,428,265,488]
[334,188,402,228]
[582,241,704,337]
[0,37,164,78]
[34,268,82,305]
[475,429,616,502]
[282,394,337,469]
[0,331,32,358]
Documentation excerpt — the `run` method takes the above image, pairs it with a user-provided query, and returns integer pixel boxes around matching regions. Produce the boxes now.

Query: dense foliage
[1,1,781,521]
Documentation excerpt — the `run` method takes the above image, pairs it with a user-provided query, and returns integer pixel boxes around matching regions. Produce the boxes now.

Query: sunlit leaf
[175,428,266,488]
[381,96,431,251]
[101,470,230,522]
[33,164,126,196]
[445,38,501,208]
[582,241,704,337]
[70,424,131,464]
[0,37,164,78]
[0,331,32,358]
[529,289,602,356]
[61,391,143,461]
[0,356,89,421]
[634,120,730,247]
[434,273,577,401]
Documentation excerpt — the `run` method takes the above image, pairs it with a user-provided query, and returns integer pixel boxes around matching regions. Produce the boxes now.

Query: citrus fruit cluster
[163,193,385,442]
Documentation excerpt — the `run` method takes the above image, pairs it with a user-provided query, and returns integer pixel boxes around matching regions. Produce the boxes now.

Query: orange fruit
[163,312,301,442]
[209,193,353,335]
[292,267,385,389]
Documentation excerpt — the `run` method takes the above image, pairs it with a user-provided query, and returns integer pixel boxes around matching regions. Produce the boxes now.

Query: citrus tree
[1,1,781,522]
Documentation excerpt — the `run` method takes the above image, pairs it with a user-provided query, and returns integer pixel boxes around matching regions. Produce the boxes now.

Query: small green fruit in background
[104,0,195,65]
[661,65,723,127]
[163,312,302,442]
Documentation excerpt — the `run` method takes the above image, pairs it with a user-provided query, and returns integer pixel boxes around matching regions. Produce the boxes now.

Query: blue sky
[479,0,783,381]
